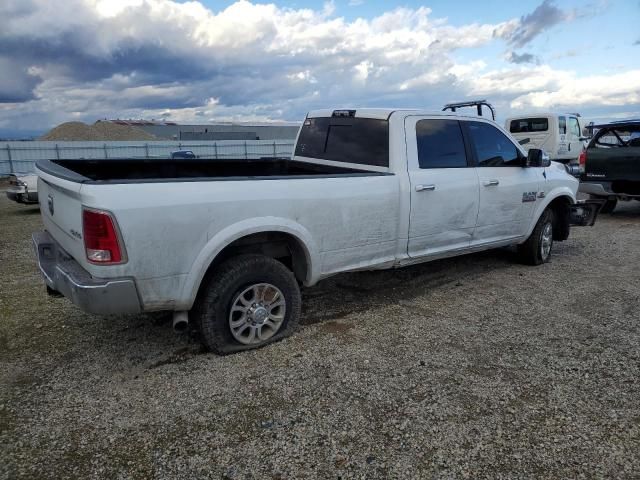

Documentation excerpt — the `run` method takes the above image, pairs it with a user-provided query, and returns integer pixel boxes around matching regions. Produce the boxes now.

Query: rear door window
[416,119,468,169]
[295,116,389,167]
[467,121,521,167]
[509,118,549,133]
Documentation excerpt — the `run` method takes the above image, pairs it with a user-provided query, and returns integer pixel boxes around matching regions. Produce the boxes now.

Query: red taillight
[578,150,587,172]
[82,208,124,264]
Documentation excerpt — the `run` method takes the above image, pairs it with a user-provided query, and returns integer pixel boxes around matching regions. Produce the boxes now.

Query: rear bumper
[32,231,142,315]
[579,181,614,196]
[6,188,38,204]
[6,191,20,202]
[579,181,640,199]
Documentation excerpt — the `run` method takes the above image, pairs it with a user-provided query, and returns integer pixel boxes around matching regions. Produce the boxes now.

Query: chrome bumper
[32,231,141,315]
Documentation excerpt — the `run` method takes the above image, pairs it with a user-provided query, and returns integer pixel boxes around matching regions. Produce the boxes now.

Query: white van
[505,114,592,164]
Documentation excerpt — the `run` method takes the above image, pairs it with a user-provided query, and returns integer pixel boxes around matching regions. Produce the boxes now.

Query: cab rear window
[509,118,549,133]
[592,125,640,148]
[295,117,389,167]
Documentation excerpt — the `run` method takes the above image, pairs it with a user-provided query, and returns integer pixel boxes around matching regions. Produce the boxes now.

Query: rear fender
[180,217,319,309]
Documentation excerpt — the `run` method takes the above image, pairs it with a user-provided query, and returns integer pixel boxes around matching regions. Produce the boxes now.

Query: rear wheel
[518,209,554,265]
[193,254,301,354]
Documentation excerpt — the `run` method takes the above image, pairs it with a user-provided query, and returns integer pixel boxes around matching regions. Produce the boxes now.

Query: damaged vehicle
[6,174,38,204]
[579,120,640,213]
[32,108,601,354]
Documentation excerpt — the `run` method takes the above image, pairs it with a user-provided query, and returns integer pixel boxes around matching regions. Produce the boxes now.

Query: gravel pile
[40,121,157,141]
[1,193,639,479]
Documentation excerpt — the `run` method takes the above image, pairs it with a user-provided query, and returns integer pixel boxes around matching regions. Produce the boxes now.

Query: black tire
[518,209,554,266]
[599,197,618,214]
[193,254,301,354]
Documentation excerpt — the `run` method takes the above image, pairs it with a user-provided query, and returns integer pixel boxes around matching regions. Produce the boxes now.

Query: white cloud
[509,70,640,109]
[0,0,637,132]
[354,61,373,82]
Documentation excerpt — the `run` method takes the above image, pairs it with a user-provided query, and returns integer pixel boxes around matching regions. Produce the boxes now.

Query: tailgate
[36,168,87,267]
[584,147,640,182]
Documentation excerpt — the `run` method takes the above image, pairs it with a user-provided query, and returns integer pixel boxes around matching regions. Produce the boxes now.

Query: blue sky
[0,0,638,137]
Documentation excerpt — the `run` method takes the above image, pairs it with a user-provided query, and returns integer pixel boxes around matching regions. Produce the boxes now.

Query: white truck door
[567,116,582,161]
[463,120,541,244]
[405,116,479,257]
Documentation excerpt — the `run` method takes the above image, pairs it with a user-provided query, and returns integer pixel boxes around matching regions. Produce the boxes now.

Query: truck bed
[36,158,384,184]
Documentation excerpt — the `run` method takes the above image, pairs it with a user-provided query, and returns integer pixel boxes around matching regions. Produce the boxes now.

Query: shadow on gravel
[301,248,516,326]
[9,206,40,216]
[608,202,640,218]
[104,247,518,362]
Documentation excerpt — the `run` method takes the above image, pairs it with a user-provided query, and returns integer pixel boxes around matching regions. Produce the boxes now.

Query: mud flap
[570,200,604,227]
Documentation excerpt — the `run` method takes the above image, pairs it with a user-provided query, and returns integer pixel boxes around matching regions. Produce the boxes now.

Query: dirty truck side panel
[78,174,401,310]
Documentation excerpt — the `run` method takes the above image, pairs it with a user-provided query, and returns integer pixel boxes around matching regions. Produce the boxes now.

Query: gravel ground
[1,184,639,479]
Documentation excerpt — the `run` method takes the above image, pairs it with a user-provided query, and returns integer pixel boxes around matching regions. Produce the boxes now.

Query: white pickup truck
[33,108,600,354]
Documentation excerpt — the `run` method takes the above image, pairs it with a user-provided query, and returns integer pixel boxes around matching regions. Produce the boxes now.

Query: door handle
[415,184,436,192]
[483,180,500,187]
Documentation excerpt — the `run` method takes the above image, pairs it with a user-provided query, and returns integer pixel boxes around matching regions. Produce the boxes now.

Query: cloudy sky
[0,0,639,136]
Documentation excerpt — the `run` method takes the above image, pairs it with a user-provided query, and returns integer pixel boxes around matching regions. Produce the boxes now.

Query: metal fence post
[103,143,108,159]
[273,141,277,157]
[214,142,218,160]
[244,141,248,159]
[145,143,149,157]
[6,144,14,174]
[55,144,60,160]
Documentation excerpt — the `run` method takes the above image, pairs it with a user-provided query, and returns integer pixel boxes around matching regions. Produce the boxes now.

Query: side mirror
[526,148,551,168]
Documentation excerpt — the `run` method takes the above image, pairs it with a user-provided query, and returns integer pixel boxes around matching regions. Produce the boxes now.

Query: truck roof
[592,119,640,129]
[505,113,582,120]
[306,108,490,121]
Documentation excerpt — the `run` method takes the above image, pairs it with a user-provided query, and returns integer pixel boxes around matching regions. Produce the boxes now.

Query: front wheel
[193,254,302,354]
[518,209,554,265]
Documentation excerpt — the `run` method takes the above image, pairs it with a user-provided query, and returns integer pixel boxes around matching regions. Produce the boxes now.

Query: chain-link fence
[0,140,296,175]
